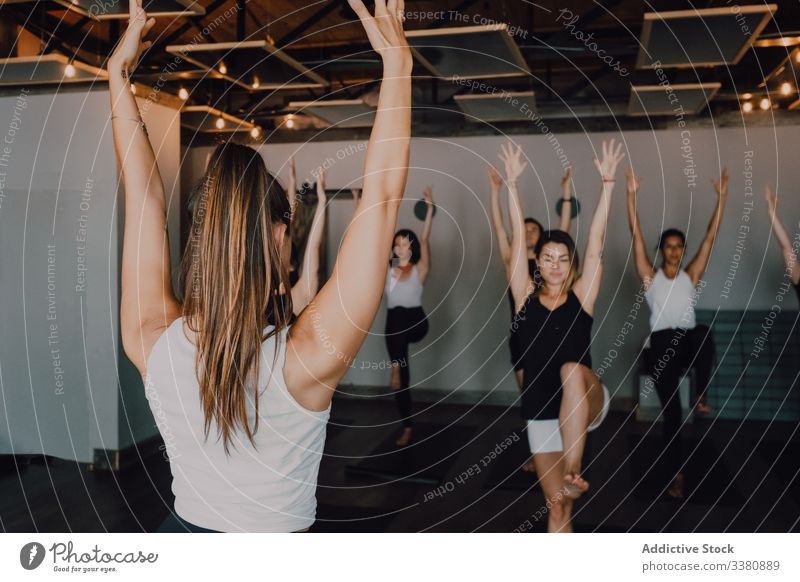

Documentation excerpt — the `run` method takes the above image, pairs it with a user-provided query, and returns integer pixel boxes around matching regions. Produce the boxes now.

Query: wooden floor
[1,396,799,533]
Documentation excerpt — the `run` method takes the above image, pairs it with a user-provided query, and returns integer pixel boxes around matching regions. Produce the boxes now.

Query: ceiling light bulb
[286,117,295,129]
[780,82,792,96]
[250,127,261,138]
[742,92,752,99]
[64,63,76,78]
[742,101,753,113]
[219,63,227,75]
[215,117,225,129]
[178,87,189,100]
[759,97,771,110]
[252,77,260,89]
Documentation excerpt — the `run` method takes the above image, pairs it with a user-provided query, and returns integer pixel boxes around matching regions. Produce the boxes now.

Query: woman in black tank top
[488,164,575,389]
[501,139,625,533]
[764,185,800,302]
[489,164,575,473]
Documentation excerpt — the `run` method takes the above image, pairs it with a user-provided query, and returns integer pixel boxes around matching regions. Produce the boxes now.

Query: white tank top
[645,269,698,332]
[144,318,330,532]
[386,264,424,309]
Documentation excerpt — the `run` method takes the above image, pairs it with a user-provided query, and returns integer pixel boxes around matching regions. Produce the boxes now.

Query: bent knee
[560,361,583,381]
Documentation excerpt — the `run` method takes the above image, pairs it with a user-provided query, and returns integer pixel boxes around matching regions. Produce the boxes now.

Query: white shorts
[526,384,610,455]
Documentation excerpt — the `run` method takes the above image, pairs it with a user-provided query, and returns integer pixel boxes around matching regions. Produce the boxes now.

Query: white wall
[0,87,181,461]
[184,123,800,402]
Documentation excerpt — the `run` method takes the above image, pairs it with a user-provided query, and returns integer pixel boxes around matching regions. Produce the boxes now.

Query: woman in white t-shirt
[626,166,727,499]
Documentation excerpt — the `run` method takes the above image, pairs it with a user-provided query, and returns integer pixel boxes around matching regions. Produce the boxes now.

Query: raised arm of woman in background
[559,164,574,233]
[291,167,328,315]
[285,0,411,411]
[500,143,531,314]
[764,184,800,285]
[417,186,434,284]
[108,0,180,375]
[488,165,513,278]
[626,166,656,289]
[286,156,298,220]
[685,167,728,286]
[573,139,625,315]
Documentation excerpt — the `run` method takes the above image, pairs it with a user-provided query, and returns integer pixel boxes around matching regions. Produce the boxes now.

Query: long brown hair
[180,143,292,453]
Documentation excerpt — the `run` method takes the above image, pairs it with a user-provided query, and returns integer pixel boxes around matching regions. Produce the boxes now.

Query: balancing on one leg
[626,166,727,499]
[503,140,624,532]
[488,163,574,472]
[385,187,434,446]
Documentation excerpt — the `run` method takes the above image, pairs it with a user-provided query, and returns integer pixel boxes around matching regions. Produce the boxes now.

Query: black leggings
[385,306,429,427]
[647,325,715,475]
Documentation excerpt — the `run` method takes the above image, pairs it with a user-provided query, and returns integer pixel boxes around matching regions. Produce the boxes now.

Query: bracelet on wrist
[111,115,148,136]
[602,178,616,183]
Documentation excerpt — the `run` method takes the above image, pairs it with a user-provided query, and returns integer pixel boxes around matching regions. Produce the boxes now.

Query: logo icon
[20,542,46,570]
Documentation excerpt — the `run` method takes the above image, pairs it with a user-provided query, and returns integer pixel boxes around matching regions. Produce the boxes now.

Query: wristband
[111,115,148,136]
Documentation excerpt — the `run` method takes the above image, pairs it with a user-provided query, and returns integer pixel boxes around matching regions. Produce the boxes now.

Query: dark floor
[1,396,799,533]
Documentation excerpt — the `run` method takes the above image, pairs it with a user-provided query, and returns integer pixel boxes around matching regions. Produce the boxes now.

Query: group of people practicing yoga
[110,0,798,534]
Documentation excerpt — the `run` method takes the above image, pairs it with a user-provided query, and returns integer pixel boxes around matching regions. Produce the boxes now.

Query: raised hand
[499,142,528,185]
[316,167,327,206]
[348,0,409,65]
[108,0,155,75]
[561,164,573,190]
[488,165,503,192]
[423,186,433,205]
[712,167,729,198]
[626,166,642,195]
[593,138,625,181]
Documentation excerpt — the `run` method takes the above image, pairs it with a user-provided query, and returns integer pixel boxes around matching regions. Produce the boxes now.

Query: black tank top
[517,290,593,420]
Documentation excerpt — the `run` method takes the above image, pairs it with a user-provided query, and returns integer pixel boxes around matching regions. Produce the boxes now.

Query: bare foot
[562,473,589,500]
[667,473,685,499]
[522,456,536,473]
[396,427,412,447]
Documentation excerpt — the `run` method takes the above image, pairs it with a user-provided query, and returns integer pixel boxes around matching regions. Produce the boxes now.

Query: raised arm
[286,156,297,221]
[416,186,434,283]
[291,167,328,314]
[559,165,574,233]
[488,165,512,274]
[573,139,625,314]
[625,166,656,287]
[686,167,728,285]
[764,184,800,285]
[285,0,411,411]
[499,143,531,314]
[109,0,180,375]
[351,188,361,216]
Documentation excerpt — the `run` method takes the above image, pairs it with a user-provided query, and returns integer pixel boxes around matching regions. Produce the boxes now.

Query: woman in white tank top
[108,0,412,532]
[385,187,434,446]
[626,166,728,499]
